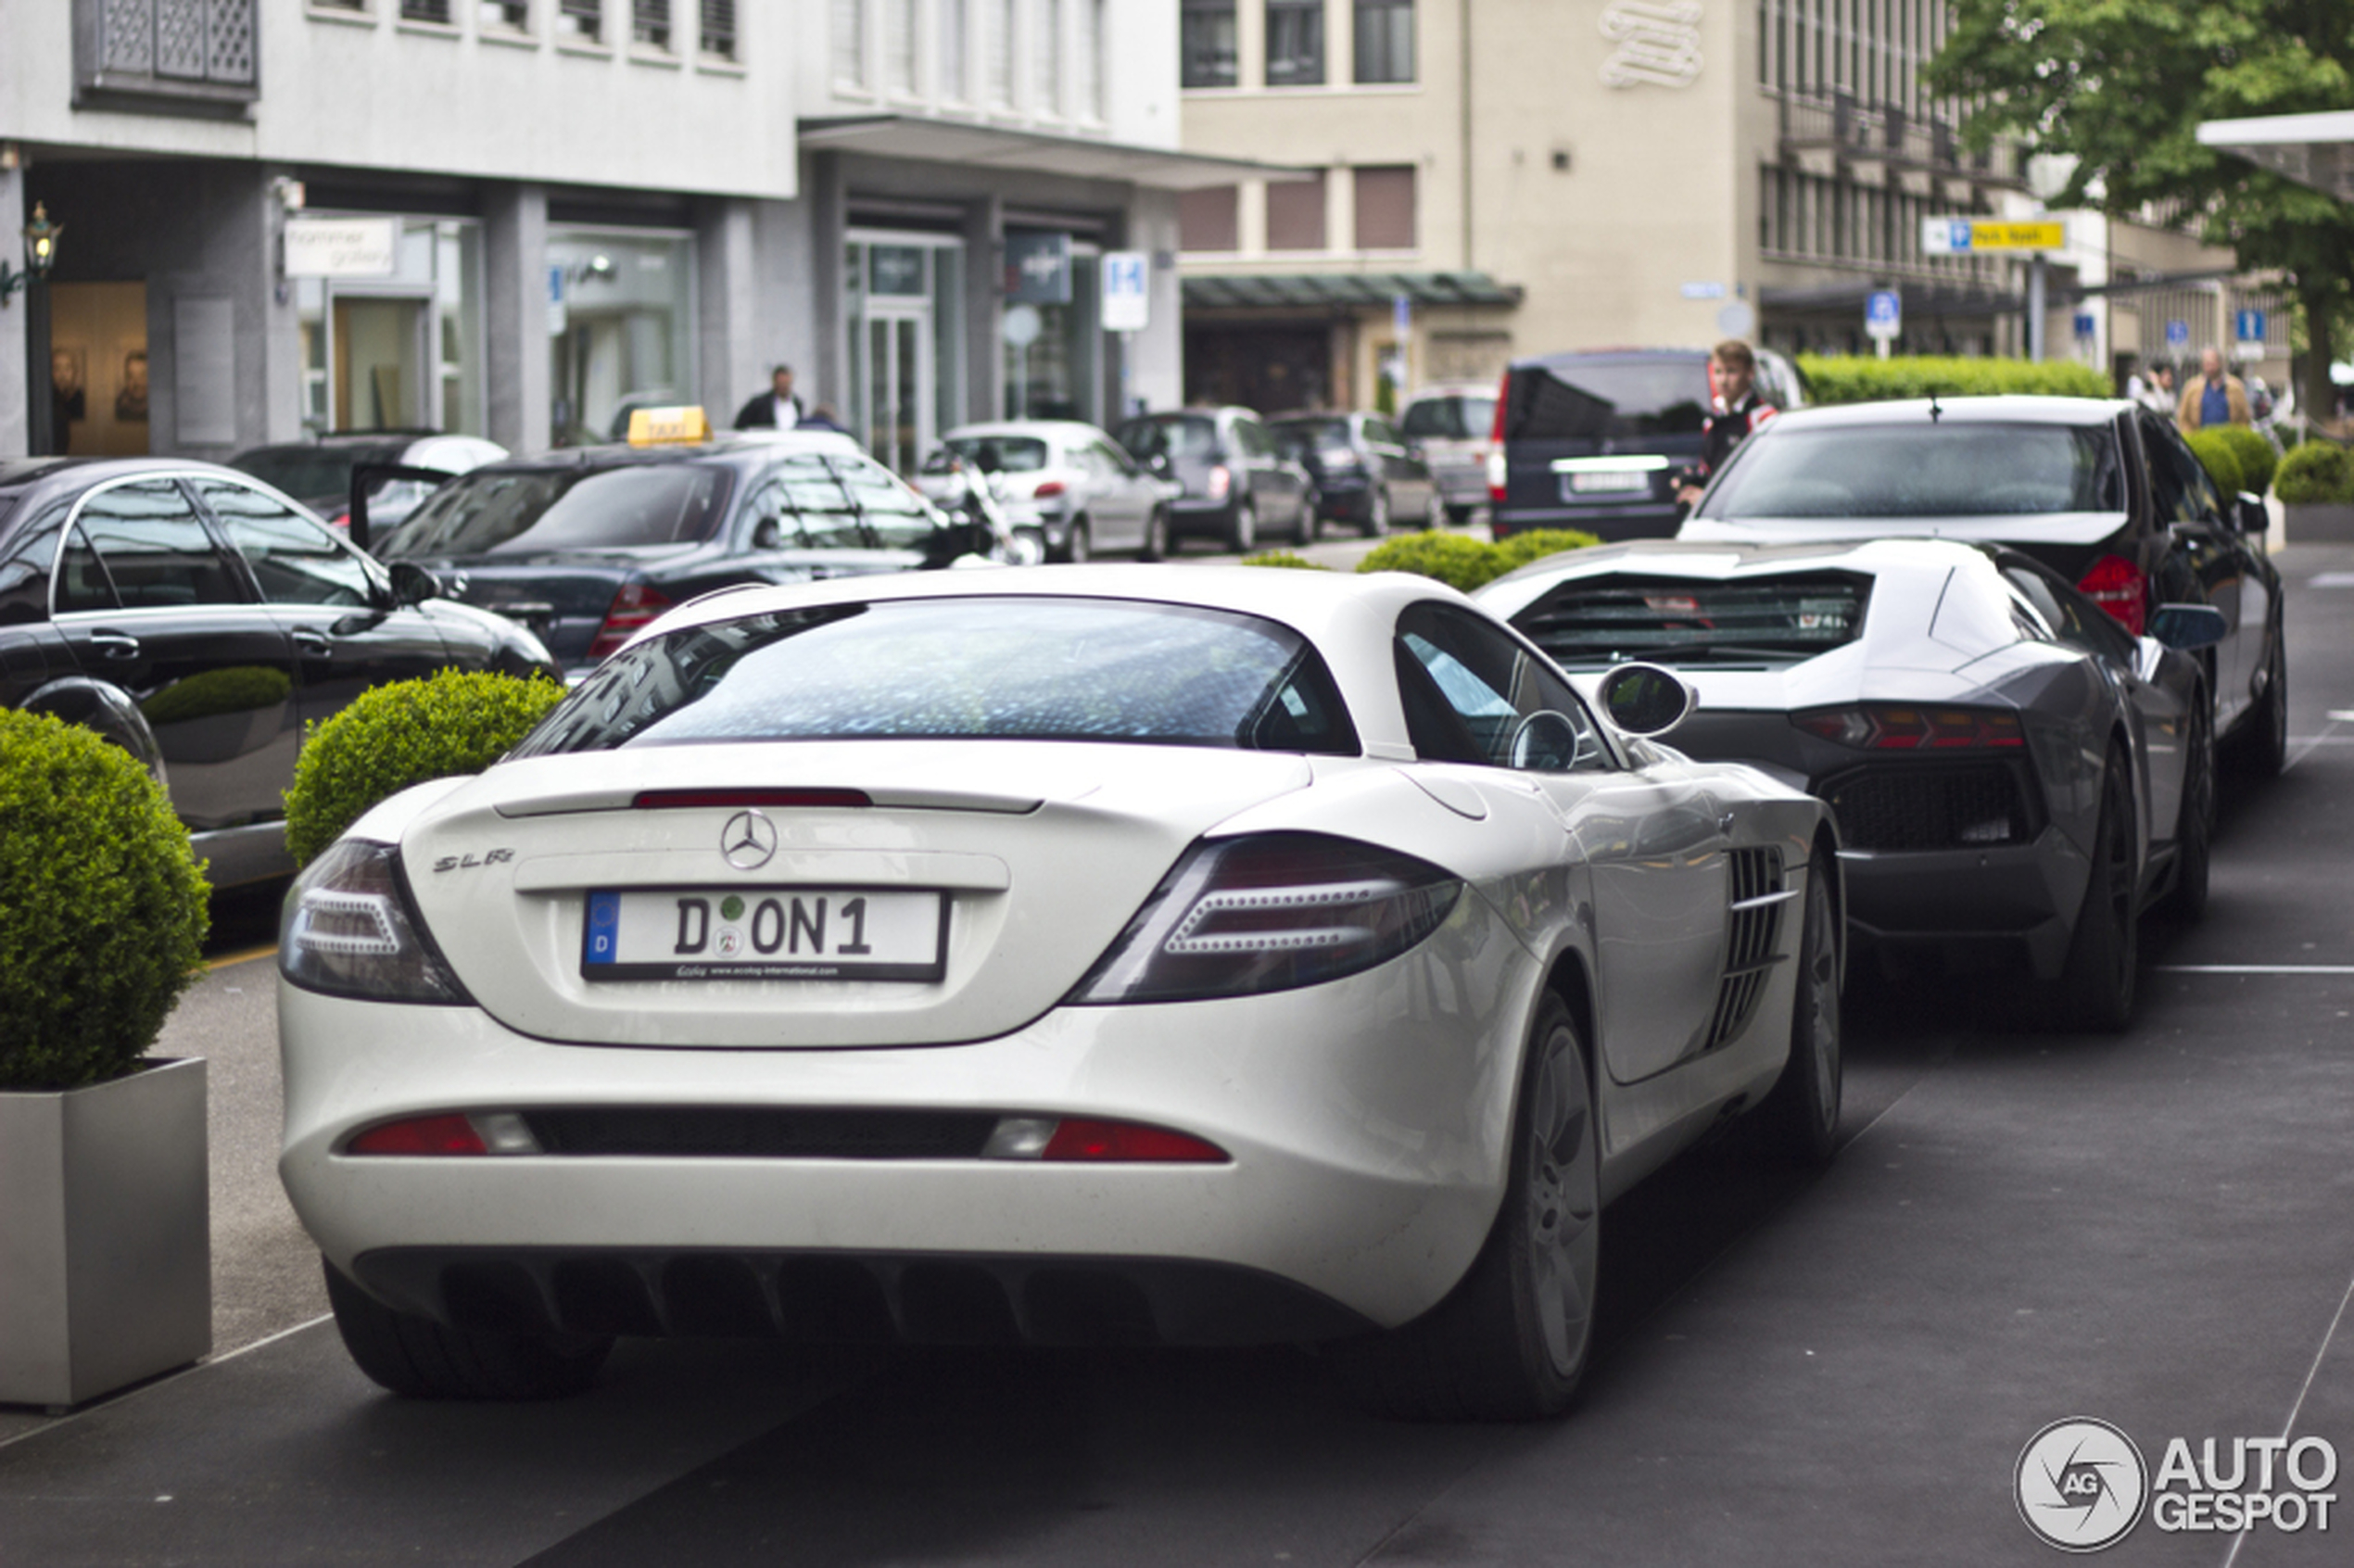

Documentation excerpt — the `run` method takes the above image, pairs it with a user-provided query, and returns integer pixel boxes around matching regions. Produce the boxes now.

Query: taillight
[2076,554,2147,636]
[1208,464,1233,501]
[981,1117,1230,1162]
[1033,479,1067,499]
[588,580,675,660]
[1793,705,2025,750]
[1068,832,1461,1004]
[346,1112,541,1157]
[280,839,475,1005]
[1487,371,1510,501]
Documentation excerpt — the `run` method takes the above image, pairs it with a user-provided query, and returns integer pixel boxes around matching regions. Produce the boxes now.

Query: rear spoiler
[348,462,461,554]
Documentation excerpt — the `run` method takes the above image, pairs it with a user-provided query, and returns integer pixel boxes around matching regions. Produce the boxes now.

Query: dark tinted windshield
[1272,419,1353,450]
[1503,360,1710,442]
[939,436,1049,474]
[1116,416,1219,462]
[1512,574,1871,664]
[1402,395,1495,441]
[513,598,1359,756]
[377,463,730,557]
[1700,423,2126,519]
[229,446,404,503]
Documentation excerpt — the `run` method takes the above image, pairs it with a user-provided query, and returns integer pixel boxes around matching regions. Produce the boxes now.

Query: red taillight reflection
[1793,705,2025,750]
[1033,479,1067,499]
[588,580,676,660]
[1041,1119,1230,1163]
[348,1114,487,1157]
[2076,554,2147,637]
[632,789,873,810]
[1487,370,1510,501]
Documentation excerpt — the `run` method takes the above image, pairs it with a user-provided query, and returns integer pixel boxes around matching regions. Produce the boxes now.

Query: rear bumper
[1430,467,1487,506]
[1169,499,1239,537]
[1840,828,2089,979]
[1493,500,1681,540]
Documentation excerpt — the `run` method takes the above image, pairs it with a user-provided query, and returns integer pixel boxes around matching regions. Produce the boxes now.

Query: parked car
[1112,408,1312,552]
[228,431,508,534]
[369,423,1006,677]
[917,421,1175,563]
[278,564,1841,1420]
[1268,411,1441,537]
[0,457,557,891]
[1480,537,2227,1029]
[1677,396,2288,775]
[1399,382,1499,524]
[1487,348,1808,541]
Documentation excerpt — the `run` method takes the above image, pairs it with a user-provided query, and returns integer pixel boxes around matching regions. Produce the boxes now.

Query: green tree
[1926,0,2354,421]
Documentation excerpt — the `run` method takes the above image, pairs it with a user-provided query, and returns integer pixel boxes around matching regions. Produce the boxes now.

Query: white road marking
[2304,573,2354,588]
[2220,1265,2354,1568]
[2153,965,2354,974]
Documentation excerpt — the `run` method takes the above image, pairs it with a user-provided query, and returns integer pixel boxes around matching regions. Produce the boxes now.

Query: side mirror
[2148,602,2228,652]
[1596,662,1697,738]
[388,561,444,607]
[2236,492,2270,535]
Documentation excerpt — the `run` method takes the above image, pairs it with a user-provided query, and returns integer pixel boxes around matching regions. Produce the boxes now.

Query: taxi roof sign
[627,406,713,445]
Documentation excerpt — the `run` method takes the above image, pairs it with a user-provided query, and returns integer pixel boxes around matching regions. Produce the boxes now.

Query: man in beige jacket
[2178,347,2251,431]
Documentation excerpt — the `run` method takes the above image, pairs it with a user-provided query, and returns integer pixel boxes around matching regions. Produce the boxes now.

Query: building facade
[4,0,1261,464]
[1172,0,2039,411]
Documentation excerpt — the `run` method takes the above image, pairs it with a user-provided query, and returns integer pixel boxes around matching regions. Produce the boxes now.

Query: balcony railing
[1777,93,2015,182]
[75,0,259,110]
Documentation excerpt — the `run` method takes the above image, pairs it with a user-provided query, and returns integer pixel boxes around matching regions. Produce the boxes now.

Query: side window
[68,481,243,611]
[1095,439,1139,477]
[0,502,69,624]
[829,454,941,550]
[1234,418,1272,459]
[196,479,376,608]
[2004,563,2133,662]
[739,476,797,550]
[2143,416,2221,525]
[768,456,862,549]
[1394,602,1608,773]
[1363,418,1398,448]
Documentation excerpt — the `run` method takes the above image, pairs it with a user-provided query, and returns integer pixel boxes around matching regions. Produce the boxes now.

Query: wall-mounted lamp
[0,202,60,308]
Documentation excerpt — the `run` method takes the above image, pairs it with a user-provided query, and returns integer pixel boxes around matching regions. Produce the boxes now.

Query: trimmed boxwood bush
[2208,425,2278,499]
[1795,354,2111,405]
[0,709,209,1090]
[284,670,567,867]
[1238,550,1333,570]
[1356,531,1516,592]
[2184,430,2247,500]
[2273,439,2354,505]
[1491,528,1603,574]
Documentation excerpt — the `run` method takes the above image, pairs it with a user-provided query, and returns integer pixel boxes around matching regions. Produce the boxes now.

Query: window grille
[698,0,734,57]
[633,0,669,48]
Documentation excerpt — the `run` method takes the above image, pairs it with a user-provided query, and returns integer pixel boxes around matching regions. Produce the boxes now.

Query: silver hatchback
[918,421,1176,563]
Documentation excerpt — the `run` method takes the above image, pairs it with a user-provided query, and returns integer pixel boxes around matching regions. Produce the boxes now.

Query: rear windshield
[1116,416,1218,462]
[936,436,1049,474]
[1503,360,1710,442]
[512,598,1360,756]
[1272,419,1352,450]
[228,448,399,504]
[377,464,730,557]
[1699,423,2127,519]
[1512,573,1872,664]
[1401,395,1495,441]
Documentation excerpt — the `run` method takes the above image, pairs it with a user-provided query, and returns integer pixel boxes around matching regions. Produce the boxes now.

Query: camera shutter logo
[2018,1418,2149,1552]
[721,811,778,871]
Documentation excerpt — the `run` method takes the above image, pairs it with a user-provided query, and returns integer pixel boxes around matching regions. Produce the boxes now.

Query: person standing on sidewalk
[733,364,804,431]
[1677,340,1778,508]
[2177,348,2251,432]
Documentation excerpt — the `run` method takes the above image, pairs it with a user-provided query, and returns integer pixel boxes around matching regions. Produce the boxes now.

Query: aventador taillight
[280,840,474,1005]
[2076,554,2147,636]
[1068,832,1462,1005]
[1792,705,2024,751]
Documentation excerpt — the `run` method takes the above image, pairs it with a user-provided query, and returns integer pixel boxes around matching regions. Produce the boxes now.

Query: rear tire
[1059,520,1091,564]
[1226,499,1258,554]
[1424,490,1448,531]
[1307,493,1328,542]
[323,1258,610,1400]
[1139,508,1170,562]
[1753,851,1841,1170]
[1333,993,1599,1422]
[1446,504,1473,526]
[2055,749,2138,1032]
[1364,486,1391,537]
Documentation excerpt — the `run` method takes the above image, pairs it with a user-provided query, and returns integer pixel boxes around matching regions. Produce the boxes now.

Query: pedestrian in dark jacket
[1677,340,1777,506]
[733,364,804,430]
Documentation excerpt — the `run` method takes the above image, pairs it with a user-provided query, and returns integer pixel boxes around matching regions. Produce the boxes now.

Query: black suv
[1487,348,1807,541]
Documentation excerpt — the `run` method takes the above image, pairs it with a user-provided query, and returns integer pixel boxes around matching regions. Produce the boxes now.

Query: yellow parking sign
[1921,217,2067,254]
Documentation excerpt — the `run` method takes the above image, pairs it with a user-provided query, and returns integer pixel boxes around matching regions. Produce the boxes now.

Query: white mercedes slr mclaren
[278,565,1841,1420]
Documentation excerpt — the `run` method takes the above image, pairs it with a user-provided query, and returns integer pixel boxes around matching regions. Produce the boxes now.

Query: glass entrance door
[332,297,430,430]
[865,308,932,475]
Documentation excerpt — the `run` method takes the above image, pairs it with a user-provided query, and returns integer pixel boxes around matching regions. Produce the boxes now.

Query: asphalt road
[3,534,2349,1566]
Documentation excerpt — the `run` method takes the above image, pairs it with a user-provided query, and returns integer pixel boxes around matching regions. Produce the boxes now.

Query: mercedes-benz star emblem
[720,810,778,870]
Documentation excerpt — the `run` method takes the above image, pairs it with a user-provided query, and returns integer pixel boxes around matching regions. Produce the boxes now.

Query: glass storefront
[845,232,966,474]
[547,227,697,447]
[1002,233,1101,424]
[297,219,485,436]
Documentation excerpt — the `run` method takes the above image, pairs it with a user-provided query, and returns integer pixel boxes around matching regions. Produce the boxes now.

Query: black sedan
[1268,411,1442,537]
[1479,537,2228,1030]
[0,458,557,890]
[369,428,1004,677]
[1678,396,2287,775]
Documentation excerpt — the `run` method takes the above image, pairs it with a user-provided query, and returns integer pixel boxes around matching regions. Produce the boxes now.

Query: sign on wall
[1601,2,1703,89]
[1005,233,1072,306]
[1100,252,1148,332]
[283,217,399,279]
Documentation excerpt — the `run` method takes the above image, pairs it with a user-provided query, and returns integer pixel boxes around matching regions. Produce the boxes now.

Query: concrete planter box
[0,1057,210,1410]
[2284,501,2354,544]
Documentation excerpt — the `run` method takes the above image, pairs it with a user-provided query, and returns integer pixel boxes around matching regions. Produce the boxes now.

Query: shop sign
[284,217,399,279]
[1921,217,2068,254]
[1100,252,1148,332]
[1006,232,1072,306]
[870,246,927,297]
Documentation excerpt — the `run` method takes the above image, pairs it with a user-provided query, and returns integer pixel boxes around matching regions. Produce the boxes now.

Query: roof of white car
[943,421,1110,442]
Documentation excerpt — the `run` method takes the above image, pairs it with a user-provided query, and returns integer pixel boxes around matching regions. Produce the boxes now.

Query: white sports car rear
[278,566,1841,1419]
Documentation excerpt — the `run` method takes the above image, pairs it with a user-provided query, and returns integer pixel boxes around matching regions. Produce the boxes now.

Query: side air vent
[1704,846,1787,1051]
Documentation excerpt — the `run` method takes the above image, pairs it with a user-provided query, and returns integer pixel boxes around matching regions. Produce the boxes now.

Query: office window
[1354,0,1412,83]
[401,0,452,21]
[988,0,1015,105]
[1266,171,1327,250]
[888,0,917,91]
[834,0,866,84]
[1076,0,1103,118]
[1036,0,1062,111]
[699,0,736,58]
[559,0,600,40]
[942,0,968,98]
[1183,0,1237,88]
[1353,165,1415,249]
[1266,0,1323,85]
[633,0,669,48]
[1180,185,1240,252]
[480,2,530,31]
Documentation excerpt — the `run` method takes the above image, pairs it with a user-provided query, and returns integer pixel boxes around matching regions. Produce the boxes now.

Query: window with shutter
[698,0,735,58]
[633,0,669,48]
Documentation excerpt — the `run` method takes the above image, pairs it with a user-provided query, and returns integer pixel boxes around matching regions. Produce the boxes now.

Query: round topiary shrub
[1491,528,1603,575]
[1238,550,1333,570]
[2209,424,2278,499]
[284,670,568,867]
[0,709,209,1090]
[2184,430,2246,499]
[2273,439,2354,505]
[1357,530,1509,592]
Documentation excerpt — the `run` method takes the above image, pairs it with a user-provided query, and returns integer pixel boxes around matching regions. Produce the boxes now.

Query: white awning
[798,115,1313,191]
[2197,109,2354,202]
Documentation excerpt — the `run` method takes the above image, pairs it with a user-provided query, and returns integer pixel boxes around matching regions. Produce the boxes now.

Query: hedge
[1491,528,1604,574]
[1355,531,1512,592]
[2207,425,2277,499]
[1237,550,1333,570]
[1795,354,2111,405]
[0,709,209,1089]
[284,670,568,867]
[2273,440,2354,506]
[2184,430,2247,500]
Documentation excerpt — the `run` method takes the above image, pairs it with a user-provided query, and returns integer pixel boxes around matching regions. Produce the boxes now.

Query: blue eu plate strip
[583,890,620,967]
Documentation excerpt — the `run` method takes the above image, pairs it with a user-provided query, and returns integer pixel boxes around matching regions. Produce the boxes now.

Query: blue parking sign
[1948,220,1975,251]
[1865,289,1901,341]
[2166,319,2190,349]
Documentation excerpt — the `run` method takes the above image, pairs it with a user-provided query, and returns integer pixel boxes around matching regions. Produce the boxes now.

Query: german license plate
[582,888,947,981]
[1563,470,1649,497]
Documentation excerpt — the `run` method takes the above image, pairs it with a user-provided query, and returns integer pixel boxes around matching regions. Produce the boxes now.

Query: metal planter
[0,1056,210,1410]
